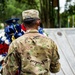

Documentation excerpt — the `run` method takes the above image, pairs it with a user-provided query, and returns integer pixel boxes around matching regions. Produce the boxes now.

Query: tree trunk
[40,0,54,28]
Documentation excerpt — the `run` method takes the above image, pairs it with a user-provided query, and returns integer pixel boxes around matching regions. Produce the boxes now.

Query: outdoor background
[0,0,75,28]
[0,1,75,75]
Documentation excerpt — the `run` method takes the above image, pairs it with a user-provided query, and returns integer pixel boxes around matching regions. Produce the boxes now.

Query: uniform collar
[26,29,38,33]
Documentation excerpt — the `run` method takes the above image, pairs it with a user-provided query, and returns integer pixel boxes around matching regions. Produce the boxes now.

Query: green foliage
[5,0,23,18]
[68,5,75,15]
[68,15,75,27]
[60,12,68,27]
[0,24,4,29]
[0,25,2,29]
[0,0,5,22]
[0,0,39,23]
[60,1,75,28]
[66,0,71,2]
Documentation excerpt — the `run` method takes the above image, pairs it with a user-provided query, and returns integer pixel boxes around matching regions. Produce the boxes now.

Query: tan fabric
[2,29,60,75]
[22,9,39,20]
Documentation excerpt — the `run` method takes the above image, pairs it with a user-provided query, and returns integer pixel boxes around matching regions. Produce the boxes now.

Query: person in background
[21,12,47,36]
[2,9,60,75]
[21,23,26,32]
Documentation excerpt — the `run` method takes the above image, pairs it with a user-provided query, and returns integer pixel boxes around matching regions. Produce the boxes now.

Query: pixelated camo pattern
[2,30,60,75]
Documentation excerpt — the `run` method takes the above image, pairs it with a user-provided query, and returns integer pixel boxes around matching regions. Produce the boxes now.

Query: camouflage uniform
[2,29,60,75]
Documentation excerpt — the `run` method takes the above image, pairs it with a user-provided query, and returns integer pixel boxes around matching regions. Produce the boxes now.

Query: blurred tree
[40,0,60,28]
[0,0,58,28]
[68,4,75,15]
[66,0,71,2]
[60,0,75,28]
[60,12,68,27]
[15,0,39,9]
[0,0,39,23]
[0,0,5,22]
[40,0,55,28]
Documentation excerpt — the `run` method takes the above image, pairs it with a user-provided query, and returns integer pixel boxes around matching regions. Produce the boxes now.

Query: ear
[36,20,41,26]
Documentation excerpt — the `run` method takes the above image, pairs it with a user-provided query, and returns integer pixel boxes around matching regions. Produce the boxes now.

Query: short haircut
[23,18,39,27]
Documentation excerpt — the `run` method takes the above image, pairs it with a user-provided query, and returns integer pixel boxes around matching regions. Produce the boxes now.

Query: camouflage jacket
[2,29,60,75]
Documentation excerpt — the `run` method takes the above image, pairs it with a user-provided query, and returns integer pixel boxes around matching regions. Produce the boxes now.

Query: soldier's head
[22,9,41,29]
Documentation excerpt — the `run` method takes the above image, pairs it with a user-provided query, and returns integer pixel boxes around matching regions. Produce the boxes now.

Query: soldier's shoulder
[11,34,25,44]
[40,34,53,41]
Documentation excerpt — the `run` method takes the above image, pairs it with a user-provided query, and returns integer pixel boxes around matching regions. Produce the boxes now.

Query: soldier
[2,9,60,75]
